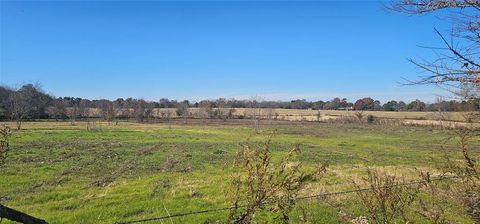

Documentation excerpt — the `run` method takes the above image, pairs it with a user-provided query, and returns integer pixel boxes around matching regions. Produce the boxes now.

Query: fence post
[0,204,47,224]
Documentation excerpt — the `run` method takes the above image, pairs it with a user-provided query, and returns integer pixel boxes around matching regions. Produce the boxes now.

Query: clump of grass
[213,149,225,155]
[90,176,115,187]
[162,152,193,173]
[162,156,179,172]
[188,188,199,198]
[151,179,171,197]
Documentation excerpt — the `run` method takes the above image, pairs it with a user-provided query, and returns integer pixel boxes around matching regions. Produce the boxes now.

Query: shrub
[353,169,418,224]
[228,137,313,223]
[0,124,11,166]
[367,115,375,124]
[416,172,449,224]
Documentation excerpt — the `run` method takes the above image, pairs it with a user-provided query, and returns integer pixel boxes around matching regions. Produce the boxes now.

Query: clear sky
[0,0,450,102]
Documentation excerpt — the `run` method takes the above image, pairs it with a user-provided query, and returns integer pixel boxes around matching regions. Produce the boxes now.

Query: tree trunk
[15,119,21,130]
[0,204,47,224]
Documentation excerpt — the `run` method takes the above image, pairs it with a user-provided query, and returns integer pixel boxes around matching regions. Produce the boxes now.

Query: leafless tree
[216,98,227,121]
[228,108,236,119]
[99,101,115,123]
[9,91,27,130]
[52,100,67,121]
[176,101,189,124]
[7,84,51,130]
[264,108,274,123]
[159,109,172,123]
[78,99,89,119]
[67,105,79,125]
[249,95,263,133]
[388,0,480,99]
[144,103,154,123]
[134,99,146,123]
[197,101,212,123]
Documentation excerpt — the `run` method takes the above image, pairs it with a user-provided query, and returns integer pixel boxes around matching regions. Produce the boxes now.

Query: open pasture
[81,107,478,123]
[1,121,478,223]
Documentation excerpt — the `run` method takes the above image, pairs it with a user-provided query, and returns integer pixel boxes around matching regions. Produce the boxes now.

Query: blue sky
[0,1,450,102]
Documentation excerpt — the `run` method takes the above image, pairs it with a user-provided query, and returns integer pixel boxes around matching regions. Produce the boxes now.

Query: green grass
[0,121,478,223]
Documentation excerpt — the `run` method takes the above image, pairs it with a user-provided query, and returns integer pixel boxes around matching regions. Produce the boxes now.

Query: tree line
[1,84,479,125]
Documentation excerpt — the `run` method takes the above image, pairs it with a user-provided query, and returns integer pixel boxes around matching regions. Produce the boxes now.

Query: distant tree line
[0,84,479,127]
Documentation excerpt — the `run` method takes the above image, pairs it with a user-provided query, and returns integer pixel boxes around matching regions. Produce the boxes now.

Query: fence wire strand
[115,175,461,224]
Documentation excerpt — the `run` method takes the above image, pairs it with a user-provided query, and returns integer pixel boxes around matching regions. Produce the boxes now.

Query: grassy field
[1,120,479,223]
[83,107,477,122]
[231,108,475,122]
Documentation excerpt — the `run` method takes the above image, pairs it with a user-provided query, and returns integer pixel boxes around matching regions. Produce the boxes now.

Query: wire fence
[115,174,462,224]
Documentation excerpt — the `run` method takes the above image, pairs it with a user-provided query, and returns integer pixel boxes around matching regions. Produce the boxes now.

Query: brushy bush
[228,137,318,223]
[0,124,11,166]
[353,169,418,224]
[415,172,449,224]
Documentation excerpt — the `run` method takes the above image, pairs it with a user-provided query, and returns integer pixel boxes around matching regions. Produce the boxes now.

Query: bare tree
[217,98,228,121]
[134,99,146,123]
[78,99,89,120]
[176,100,189,124]
[52,100,67,121]
[9,91,27,130]
[264,108,274,123]
[159,109,172,123]
[389,0,480,99]
[198,101,213,123]
[228,108,236,120]
[249,95,263,133]
[7,84,51,130]
[67,105,79,125]
[99,100,115,123]
[144,102,154,123]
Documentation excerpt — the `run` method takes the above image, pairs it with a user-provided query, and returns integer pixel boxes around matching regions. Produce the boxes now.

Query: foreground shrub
[228,137,312,223]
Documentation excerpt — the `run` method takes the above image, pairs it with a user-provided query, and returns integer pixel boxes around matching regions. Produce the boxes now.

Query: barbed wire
[115,174,462,224]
